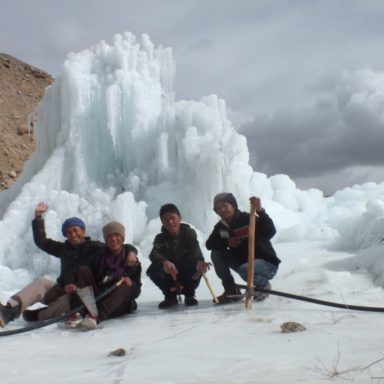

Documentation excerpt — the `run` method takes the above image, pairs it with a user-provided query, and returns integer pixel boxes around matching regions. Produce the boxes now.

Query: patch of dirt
[0,53,53,190]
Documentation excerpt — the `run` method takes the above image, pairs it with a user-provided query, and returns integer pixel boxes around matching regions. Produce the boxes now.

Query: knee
[56,294,70,305]
[238,263,247,275]
[211,250,226,264]
[256,260,278,279]
[76,265,93,278]
[74,265,94,286]
[146,262,165,279]
[237,263,248,279]
[35,277,55,291]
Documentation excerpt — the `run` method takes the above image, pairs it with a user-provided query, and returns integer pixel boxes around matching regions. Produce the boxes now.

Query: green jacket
[149,223,205,267]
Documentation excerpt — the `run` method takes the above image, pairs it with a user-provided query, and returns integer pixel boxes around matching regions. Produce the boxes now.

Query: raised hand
[35,201,48,218]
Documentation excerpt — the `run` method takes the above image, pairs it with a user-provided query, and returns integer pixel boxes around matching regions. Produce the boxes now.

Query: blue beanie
[61,217,86,237]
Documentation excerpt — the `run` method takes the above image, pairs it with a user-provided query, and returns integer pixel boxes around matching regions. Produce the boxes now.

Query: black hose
[236,283,384,312]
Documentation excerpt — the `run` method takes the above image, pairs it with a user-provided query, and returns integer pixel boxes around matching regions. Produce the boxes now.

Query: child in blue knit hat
[0,202,103,327]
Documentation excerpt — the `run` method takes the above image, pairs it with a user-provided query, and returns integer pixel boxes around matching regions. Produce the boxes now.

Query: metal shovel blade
[76,286,98,317]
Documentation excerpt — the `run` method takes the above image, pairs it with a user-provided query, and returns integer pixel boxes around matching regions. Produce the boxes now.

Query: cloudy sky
[2,0,384,194]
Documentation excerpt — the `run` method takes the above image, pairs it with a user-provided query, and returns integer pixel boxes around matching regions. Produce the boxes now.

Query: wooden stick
[202,273,219,304]
[245,198,257,309]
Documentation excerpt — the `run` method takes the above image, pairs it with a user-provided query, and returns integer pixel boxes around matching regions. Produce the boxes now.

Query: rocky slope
[0,53,53,190]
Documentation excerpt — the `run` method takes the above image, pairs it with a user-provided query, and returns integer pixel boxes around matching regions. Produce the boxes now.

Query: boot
[158,295,178,309]
[0,302,20,327]
[64,312,83,328]
[253,282,271,302]
[215,286,242,304]
[184,295,198,306]
[22,307,45,322]
[79,314,98,330]
[128,299,137,312]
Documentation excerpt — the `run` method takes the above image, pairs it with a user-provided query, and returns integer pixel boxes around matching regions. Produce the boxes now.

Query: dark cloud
[240,68,384,192]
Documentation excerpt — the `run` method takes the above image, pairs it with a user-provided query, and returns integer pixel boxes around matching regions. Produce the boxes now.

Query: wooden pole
[245,198,257,309]
[203,273,219,304]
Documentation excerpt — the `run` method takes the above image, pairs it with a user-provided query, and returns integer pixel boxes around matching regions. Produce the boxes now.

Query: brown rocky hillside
[0,53,53,190]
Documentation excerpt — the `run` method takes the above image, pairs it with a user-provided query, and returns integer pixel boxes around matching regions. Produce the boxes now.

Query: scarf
[104,247,125,281]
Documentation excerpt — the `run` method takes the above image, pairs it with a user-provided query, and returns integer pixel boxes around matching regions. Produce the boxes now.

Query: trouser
[97,284,135,321]
[211,250,278,290]
[10,277,56,313]
[146,260,201,297]
[73,266,138,321]
[8,277,70,321]
[38,293,71,321]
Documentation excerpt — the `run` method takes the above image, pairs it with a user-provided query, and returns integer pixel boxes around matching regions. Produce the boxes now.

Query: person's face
[106,233,124,254]
[215,202,236,222]
[161,212,181,236]
[65,226,86,246]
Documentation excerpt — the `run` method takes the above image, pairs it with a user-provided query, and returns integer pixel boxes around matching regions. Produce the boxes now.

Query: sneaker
[158,296,179,309]
[0,303,20,327]
[23,307,45,322]
[215,286,242,304]
[79,314,98,330]
[64,312,83,328]
[254,282,271,302]
[184,296,198,306]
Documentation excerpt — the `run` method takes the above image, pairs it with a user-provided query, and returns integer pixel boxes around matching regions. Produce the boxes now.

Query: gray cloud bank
[240,68,384,193]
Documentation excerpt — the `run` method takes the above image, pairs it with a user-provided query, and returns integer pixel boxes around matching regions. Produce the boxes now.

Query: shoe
[64,312,83,328]
[23,307,45,322]
[79,314,98,330]
[158,296,179,309]
[254,282,271,302]
[0,303,20,327]
[184,296,198,306]
[215,286,242,304]
[128,299,137,312]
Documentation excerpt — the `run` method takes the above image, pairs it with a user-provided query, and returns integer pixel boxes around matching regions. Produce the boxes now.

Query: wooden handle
[203,273,219,304]
[245,199,257,309]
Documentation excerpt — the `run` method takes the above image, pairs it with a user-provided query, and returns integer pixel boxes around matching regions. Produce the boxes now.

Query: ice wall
[0,32,259,277]
[1,31,384,286]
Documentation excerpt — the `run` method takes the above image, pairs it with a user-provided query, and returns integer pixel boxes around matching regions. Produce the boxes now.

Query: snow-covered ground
[1,32,384,383]
[2,241,384,384]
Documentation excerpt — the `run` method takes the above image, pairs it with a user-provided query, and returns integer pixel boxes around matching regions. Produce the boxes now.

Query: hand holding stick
[203,273,219,304]
[193,264,219,304]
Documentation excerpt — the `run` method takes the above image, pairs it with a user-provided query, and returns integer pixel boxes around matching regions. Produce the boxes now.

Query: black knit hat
[213,193,238,212]
[159,203,181,218]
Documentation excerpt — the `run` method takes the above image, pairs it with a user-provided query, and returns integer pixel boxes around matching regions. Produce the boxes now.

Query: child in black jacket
[206,193,280,303]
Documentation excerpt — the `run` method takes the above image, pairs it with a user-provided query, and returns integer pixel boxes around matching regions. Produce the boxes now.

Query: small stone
[17,123,29,135]
[108,348,126,357]
[280,321,306,333]
[9,170,17,178]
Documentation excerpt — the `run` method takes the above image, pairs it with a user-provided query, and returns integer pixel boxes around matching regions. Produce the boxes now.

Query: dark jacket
[206,209,280,268]
[92,244,142,299]
[149,223,205,267]
[32,216,103,287]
